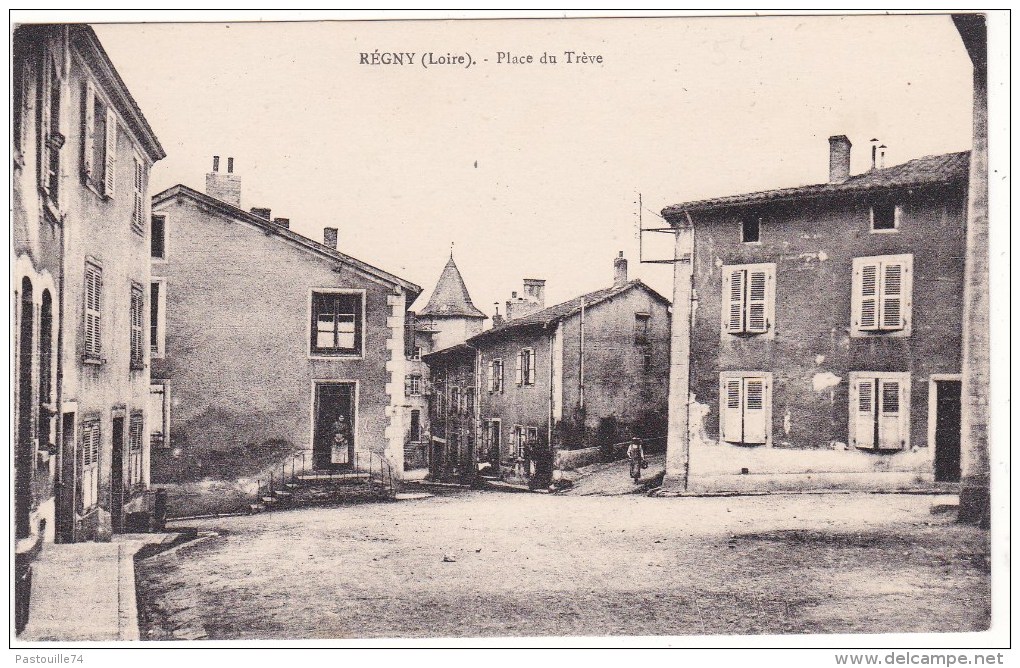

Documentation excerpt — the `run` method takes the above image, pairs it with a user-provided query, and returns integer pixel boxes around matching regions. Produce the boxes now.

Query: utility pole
[663,214,694,491]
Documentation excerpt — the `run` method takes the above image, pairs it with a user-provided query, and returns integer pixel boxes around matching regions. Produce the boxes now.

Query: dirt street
[136,490,989,640]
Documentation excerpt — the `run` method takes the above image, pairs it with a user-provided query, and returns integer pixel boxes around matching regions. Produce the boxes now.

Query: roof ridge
[152,184,421,297]
[662,149,970,218]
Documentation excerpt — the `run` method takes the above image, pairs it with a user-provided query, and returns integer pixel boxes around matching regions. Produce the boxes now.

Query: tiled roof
[419,256,487,319]
[662,151,970,220]
[152,185,422,299]
[469,279,670,343]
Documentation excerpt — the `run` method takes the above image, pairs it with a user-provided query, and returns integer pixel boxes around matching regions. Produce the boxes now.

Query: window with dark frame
[311,292,362,355]
[741,214,761,243]
[150,282,160,355]
[410,409,421,442]
[871,202,899,231]
[151,215,166,259]
[634,313,651,344]
[407,374,422,396]
[517,349,536,386]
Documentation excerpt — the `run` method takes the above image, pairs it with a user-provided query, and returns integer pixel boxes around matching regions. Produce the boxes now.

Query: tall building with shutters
[149,168,421,513]
[661,137,969,492]
[12,24,165,632]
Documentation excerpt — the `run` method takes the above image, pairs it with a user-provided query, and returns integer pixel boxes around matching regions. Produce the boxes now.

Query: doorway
[313,382,356,470]
[111,417,125,532]
[933,379,962,483]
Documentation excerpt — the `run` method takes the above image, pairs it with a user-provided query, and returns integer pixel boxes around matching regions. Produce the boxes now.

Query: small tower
[419,251,487,350]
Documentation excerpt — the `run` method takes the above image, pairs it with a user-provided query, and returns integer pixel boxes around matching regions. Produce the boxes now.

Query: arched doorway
[16,277,34,539]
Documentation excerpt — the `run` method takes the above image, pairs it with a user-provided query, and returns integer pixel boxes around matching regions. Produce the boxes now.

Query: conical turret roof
[419,255,487,319]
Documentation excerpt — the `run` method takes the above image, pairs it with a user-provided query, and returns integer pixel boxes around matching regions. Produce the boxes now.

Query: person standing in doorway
[627,437,645,483]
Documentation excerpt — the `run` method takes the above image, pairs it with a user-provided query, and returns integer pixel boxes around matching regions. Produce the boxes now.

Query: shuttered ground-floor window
[128,411,144,487]
[719,372,772,445]
[79,416,101,511]
[849,372,911,450]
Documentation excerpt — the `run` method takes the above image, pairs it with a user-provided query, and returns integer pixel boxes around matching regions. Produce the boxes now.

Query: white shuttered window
[849,372,910,450]
[719,373,772,445]
[84,262,103,363]
[721,263,775,336]
[852,255,912,335]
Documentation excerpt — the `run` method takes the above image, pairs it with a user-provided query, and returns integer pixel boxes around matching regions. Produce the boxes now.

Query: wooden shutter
[130,285,144,366]
[720,377,743,442]
[877,379,904,449]
[82,80,95,182]
[516,352,523,385]
[880,262,904,331]
[746,270,769,334]
[526,350,536,385]
[488,361,495,392]
[725,268,746,333]
[84,264,102,360]
[132,155,144,228]
[742,377,768,444]
[852,378,876,449]
[104,108,117,197]
[856,261,880,331]
[404,375,412,397]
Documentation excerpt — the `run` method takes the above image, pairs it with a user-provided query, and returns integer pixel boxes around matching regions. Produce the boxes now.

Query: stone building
[662,137,970,492]
[149,162,420,511]
[425,253,672,485]
[12,24,165,630]
[400,254,488,472]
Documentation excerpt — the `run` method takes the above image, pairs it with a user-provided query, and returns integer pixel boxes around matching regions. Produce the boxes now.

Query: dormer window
[870,202,901,232]
[740,214,761,243]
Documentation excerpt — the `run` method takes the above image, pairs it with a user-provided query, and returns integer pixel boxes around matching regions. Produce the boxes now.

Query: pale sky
[92,14,973,319]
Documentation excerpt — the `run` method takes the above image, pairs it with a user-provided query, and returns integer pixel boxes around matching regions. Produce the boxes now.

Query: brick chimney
[205,155,241,207]
[613,251,628,287]
[522,278,546,309]
[323,227,338,249]
[828,135,852,183]
[491,304,505,328]
[272,217,290,229]
[250,207,271,221]
[506,284,545,321]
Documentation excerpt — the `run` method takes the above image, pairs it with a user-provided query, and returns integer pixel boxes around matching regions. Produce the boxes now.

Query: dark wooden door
[111,417,125,532]
[313,383,355,470]
[934,380,962,483]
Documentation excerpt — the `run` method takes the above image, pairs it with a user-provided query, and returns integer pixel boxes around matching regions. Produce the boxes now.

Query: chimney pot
[206,158,241,207]
[273,217,290,229]
[828,135,852,183]
[323,227,338,249]
[250,207,271,221]
[613,251,628,287]
[227,157,234,174]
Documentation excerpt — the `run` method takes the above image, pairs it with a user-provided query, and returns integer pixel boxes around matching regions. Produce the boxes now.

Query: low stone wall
[556,443,631,470]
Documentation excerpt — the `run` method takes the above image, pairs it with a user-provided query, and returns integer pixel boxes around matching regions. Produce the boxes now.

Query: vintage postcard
[9,9,1008,659]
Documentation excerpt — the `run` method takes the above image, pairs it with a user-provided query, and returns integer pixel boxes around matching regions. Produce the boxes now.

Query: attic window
[870,202,901,232]
[741,215,761,243]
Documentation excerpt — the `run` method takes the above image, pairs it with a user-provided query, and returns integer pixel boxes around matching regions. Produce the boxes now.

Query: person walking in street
[627,437,645,483]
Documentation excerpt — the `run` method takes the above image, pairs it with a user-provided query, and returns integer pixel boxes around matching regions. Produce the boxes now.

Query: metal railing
[253,450,396,512]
